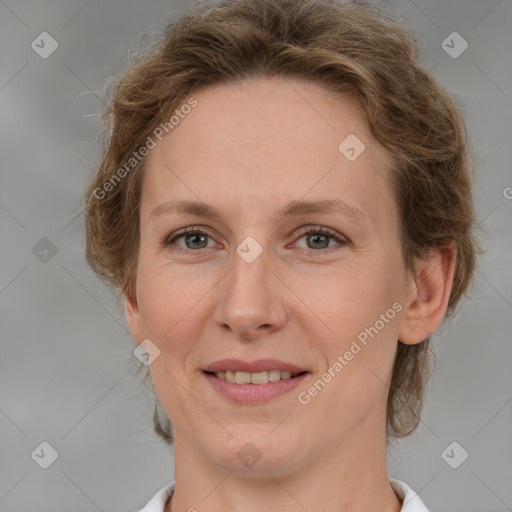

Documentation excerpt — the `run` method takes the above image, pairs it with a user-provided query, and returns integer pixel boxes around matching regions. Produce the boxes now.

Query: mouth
[202,359,310,403]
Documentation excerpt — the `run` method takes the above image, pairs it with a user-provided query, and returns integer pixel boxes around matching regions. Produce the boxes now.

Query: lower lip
[203,372,309,404]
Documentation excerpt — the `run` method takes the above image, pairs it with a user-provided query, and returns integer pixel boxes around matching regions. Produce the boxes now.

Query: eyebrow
[149,198,366,224]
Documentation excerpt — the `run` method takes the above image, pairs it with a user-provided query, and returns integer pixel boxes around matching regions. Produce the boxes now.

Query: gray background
[1,0,511,511]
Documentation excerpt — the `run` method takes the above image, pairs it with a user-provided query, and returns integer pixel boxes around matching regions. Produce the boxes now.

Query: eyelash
[161,225,349,255]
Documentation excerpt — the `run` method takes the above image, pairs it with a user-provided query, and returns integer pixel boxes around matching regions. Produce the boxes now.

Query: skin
[125,77,456,512]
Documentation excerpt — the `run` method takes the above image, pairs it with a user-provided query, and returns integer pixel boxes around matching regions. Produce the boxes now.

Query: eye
[162,227,216,253]
[292,226,348,252]
[162,225,349,254]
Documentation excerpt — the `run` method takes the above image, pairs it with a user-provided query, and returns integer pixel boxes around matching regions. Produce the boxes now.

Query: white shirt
[138,478,429,511]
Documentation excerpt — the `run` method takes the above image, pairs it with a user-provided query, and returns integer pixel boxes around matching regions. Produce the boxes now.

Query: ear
[124,291,145,344]
[398,242,457,345]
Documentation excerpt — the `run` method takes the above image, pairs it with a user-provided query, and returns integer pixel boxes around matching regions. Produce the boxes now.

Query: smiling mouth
[204,370,308,384]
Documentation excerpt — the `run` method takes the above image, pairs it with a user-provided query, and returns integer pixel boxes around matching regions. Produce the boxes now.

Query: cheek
[139,268,209,420]
[137,262,209,344]
[295,263,401,406]
[295,264,392,346]
[148,358,202,432]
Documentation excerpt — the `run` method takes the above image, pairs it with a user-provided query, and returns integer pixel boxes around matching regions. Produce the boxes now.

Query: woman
[83,0,480,510]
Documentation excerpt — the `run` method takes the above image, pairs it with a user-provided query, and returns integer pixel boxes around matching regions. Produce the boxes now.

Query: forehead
[140,77,396,228]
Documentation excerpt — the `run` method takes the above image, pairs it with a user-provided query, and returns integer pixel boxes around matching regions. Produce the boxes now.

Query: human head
[83,0,480,445]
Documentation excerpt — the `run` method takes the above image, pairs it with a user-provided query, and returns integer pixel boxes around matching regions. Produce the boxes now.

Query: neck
[165,420,401,512]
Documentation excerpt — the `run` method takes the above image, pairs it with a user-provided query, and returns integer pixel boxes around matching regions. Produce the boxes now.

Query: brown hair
[83,0,482,443]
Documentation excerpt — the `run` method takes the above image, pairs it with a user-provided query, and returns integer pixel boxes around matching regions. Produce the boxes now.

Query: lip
[202,359,310,404]
[203,371,309,404]
[203,358,309,373]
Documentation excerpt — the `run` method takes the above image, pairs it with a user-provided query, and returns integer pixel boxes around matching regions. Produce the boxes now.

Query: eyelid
[295,225,348,243]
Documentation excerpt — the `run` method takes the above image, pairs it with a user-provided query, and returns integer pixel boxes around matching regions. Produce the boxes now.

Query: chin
[204,425,306,475]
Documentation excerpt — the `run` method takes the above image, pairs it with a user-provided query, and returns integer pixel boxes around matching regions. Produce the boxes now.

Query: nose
[212,243,287,341]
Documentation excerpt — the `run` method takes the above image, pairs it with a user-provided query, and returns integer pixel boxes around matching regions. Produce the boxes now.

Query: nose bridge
[214,235,284,336]
[229,235,270,306]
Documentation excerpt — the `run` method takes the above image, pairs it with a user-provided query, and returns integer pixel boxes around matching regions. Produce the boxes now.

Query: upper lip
[203,358,309,373]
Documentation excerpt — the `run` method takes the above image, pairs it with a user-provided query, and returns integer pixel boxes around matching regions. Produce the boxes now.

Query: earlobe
[124,292,145,343]
[398,243,457,345]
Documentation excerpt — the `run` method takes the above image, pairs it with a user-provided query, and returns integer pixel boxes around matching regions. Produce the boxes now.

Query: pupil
[187,234,207,249]
[310,234,328,249]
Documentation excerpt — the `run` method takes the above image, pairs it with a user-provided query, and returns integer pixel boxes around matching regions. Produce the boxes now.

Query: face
[126,77,419,475]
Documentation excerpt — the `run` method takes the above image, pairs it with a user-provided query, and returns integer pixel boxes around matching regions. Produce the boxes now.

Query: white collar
[390,478,430,511]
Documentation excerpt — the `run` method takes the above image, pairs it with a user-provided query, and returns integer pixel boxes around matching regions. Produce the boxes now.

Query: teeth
[235,371,251,384]
[214,370,300,384]
[268,370,281,382]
